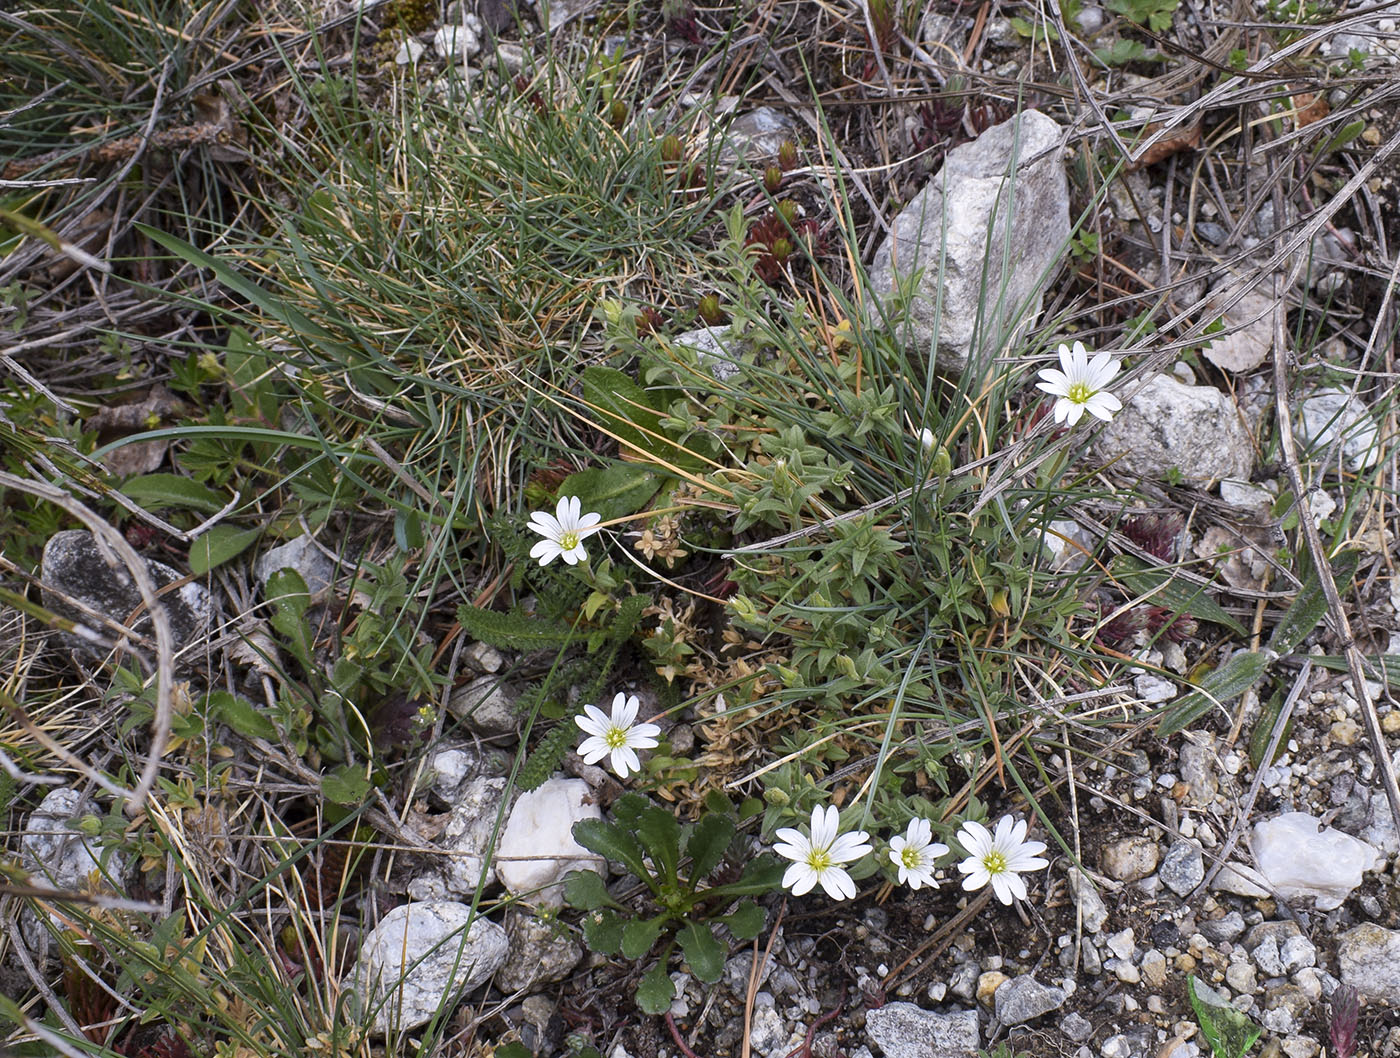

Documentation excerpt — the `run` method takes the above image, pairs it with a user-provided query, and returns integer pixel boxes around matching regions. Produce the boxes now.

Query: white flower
[918,427,936,449]
[527,495,602,566]
[1035,341,1123,426]
[888,817,949,891]
[955,814,1050,905]
[773,804,873,900]
[574,693,661,779]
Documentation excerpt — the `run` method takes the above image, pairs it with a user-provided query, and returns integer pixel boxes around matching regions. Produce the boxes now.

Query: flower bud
[607,100,628,128]
[770,236,793,262]
[763,165,783,194]
[775,199,799,226]
[660,133,683,162]
[698,294,726,325]
[778,139,799,170]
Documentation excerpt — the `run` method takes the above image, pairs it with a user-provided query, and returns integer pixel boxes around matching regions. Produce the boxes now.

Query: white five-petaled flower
[774,804,873,901]
[955,814,1050,905]
[888,817,950,891]
[527,495,602,566]
[1036,340,1123,426]
[574,693,661,779]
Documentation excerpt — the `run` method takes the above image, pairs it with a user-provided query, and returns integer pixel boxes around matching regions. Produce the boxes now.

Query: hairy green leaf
[1157,650,1271,736]
[677,922,724,982]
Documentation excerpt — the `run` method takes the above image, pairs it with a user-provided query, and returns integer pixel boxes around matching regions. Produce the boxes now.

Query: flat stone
[1065,868,1109,933]
[18,788,127,956]
[1102,836,1160,882]
[865,1002,980,1058]
[715,107,798,166]
[448,675,522,737]
[868,111,1070,376]
[994,974,1066,1025]
[41,529,217,666]
[1338,923,1400,1002]
[670,325,746,382]
[353,902,508,1032]
[1094,374,1254,488]
[495,777,604,905]
[1060,1011,1093,1043]
[1298,387,1381,471]
[1159,840,1205,896]
[253,534,336,596]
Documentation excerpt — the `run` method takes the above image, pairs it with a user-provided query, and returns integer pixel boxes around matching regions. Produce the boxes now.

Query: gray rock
[533,0,591,30]
[1094,375,1254,488]
[1160,840,1205,896]
[1226,961,1258,994]
[448,675,522,737]
[1197,221,1230,246]
[1101,836,1160,882]
[1252,935,1286,978]
[716,107,798,166]
[868,111,1069,376]
[495,910,583,992]
[496,777,604,905]
[253,534,335,597]
[407,776,509,900]
[1104,928,1135,962]
[1201,278,1279,373]
[353,902,508,1032]
[1338,923,1400,1002]
[19,788,127,956]
[1178,740,1218,804]
[41,529,216,664]
[1298,387,1381,471]
[432,17,482,62]
[865,1002,979,1058]
[423,741,510,798]
[1279,933,1317,973]
[462,640,504,673]
[1140,948,1167,989]
[1201,911,1247,943]
[749,1002,795,1058]
[1066,868,1109,933]
[671,325,746,382]
[1060,1010,1093,1043]
[994,975,1066,1025]
[949,960,980,1000]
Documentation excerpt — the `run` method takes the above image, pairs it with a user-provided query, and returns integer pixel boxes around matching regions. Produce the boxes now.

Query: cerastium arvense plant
[563,792,782,1014]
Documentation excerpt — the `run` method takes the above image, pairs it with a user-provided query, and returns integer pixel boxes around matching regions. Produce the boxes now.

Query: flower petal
[783,862,817,895]
[818,865,857,901]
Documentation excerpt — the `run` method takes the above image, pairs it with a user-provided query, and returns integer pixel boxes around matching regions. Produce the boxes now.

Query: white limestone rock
[1094,374,1254,488]
[353,902,508,1033]
[496,778,604,904]
[868,111,1069,376]
[1251,811,1382,911]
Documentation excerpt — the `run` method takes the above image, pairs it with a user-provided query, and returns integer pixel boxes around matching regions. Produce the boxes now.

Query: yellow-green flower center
[982,850,1008,875]
[604,726,628,749]
[806,848,833,873]
[900,846,923,869]
[558,530,580,551]
[1066,381,1093,405]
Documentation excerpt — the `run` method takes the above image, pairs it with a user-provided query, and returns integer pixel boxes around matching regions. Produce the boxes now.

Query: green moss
[381,0,439,34]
